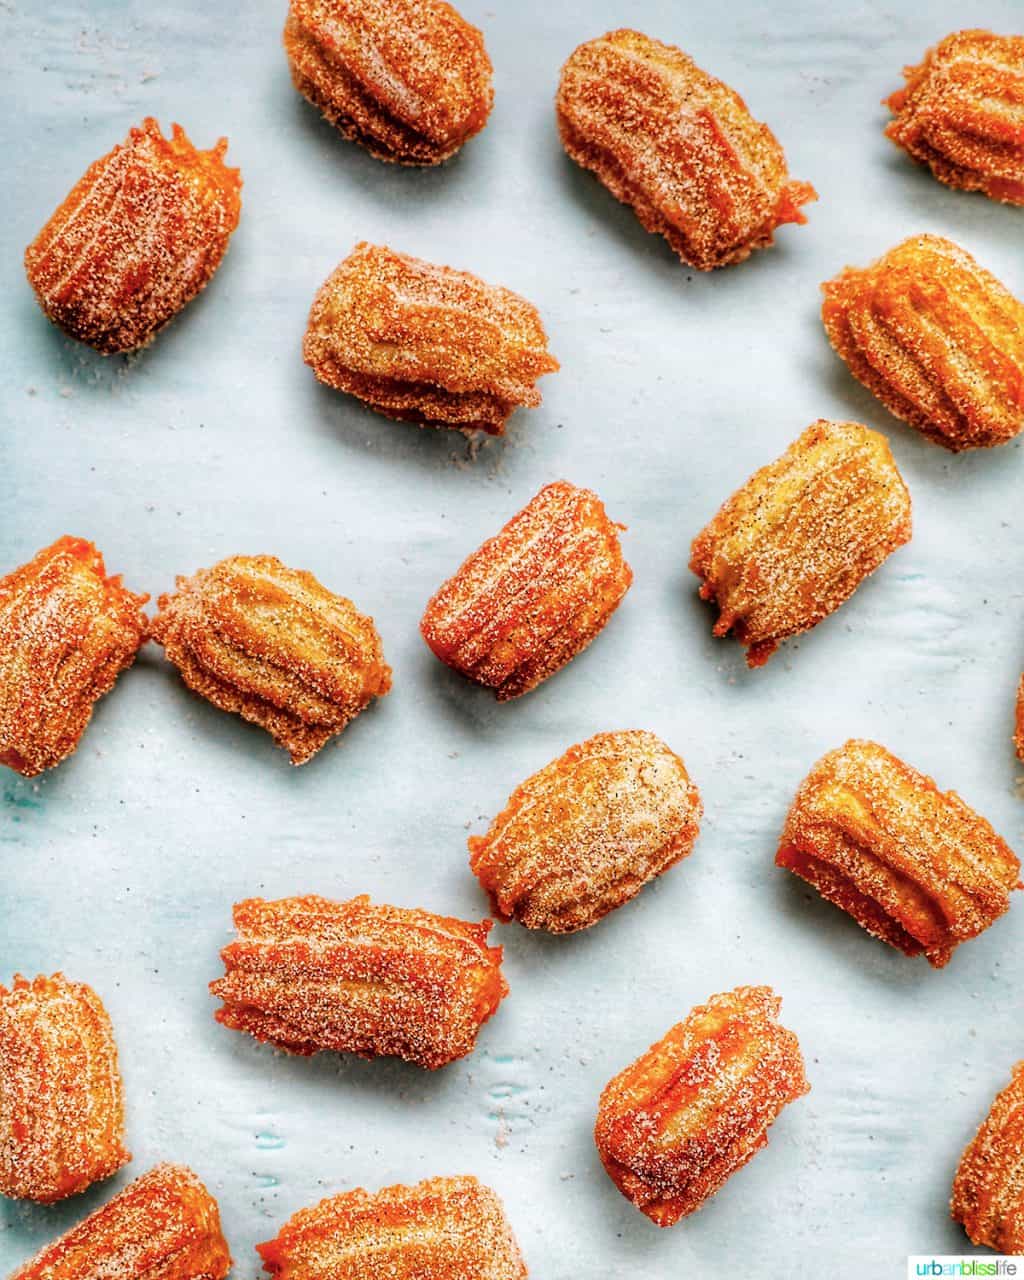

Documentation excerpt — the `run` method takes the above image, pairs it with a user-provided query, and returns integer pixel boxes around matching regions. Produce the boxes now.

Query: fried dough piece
[777,740,1021,967]
[421,480,632,699]
[9,1163,231,1280]
[556,29,816,270]
[257,1175,527,1278]
[885,30,1024,205]
[469,730,702,932]
[149,554,391,765]
[284,0,493,165]
[211,894,508,1069]
[952,1062,1024,1252]
[1016,676,1024,763]
[689,420,911,668]
[0,536,148,777]
[0,974,129,1204]
[25,118,241,354]
[594,986,808,1226]
[821,235,1024,451]
[303,243,558,435]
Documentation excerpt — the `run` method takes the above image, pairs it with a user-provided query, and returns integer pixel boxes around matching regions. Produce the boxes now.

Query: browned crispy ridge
[821,235,1024,451]
[257,1176,527,1278]
[211,894,508,1069]
[690,420,911,668]
[777,740,1021,968]
[0,536,148,777]
[303,242,558,435]
[886,30,1024,205]
[284,0,493,165]
[594,986,808,1226]
[10,1163,231,1280]
[469,730,702,932]
[25,118,241,354]
[421,480,632,699]
[952,1062,1024,1251]
[149,554,391,765]
[0,974,129,1204]
[556,29,816,270]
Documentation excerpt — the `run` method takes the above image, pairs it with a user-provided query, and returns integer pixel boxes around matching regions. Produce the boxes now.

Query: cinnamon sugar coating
[211,894,508,1069]
[821,235,1024,451]
[421,481,632,699]
[284,0,493,165]
[952,1062,1024,1252]
[777,740,1021,968]
[556,29,816,270]
[149,554,391,765]
[594,986,808,1226]
[0,975,128,1204]
[9,1163,231,1280]
[469,730,702,933]
[1016,675,1024,763]
[303,243,558,435]
[257,1175,527,1279]
[0,536,148,777]
[885,30,1024,205]
[25,118,241,354]
[690,420,911,668]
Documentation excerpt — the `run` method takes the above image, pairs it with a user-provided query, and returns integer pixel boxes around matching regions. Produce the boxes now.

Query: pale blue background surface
[2,1,1023,1275]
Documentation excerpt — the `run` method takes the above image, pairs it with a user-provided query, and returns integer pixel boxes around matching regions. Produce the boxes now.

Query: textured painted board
[2,0,1024,1276]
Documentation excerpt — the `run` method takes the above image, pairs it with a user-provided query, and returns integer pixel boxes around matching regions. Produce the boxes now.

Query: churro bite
[257,1175,526,1279]
[469,730,702,932]
[885,30,1024,205]
[777,740,1021,968]
[0,536,148,777]
[25,118,241,354]
[284,0,493,165]
[149,554,390,765]
[0,974,128,1204]
[303,242,558,435]
[556,29,816,270]
[821,235,1024,451]
[952,1062,1024,1252]
[1016,676,1024,763]
[594,986,808,1226]
[421,480,631,699]
[10,1163,231,1280]
[211,894,508,1069]
[690,420,911,668]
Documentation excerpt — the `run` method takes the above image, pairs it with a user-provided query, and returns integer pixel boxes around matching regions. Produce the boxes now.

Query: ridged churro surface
[211,894,508,1069]
[690,420,911,667]
[421,481,632,699]
[595,986,808,1226]
[257,1175,527,1278]
[777,740,1021,967]
[285,0,493,164]
[556,29,815,269]
[0,974,128,1204]
[952,1062,1024,1252]
[886,30,1024,205]
[25,118,241,353]
[470,730,702,932]
[0,536,147,777]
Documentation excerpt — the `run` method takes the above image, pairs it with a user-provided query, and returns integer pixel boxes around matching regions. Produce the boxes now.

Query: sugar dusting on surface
[470,729,702,933]
[211,894,508,1070]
